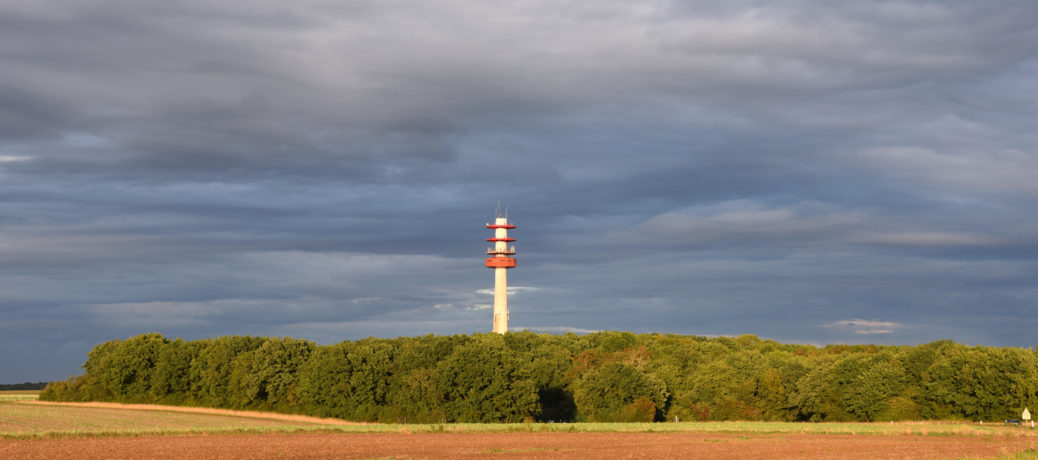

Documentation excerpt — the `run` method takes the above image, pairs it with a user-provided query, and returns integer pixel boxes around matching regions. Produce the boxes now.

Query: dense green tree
[90,333,170,401]
[789,358,845,421]
[590,331,637,353]
[435,335,539,422]
[150,339,198,403]
[189,336,266,407]
[297,343,356,418]
[343,341,396,419]
[228,337,314,410]
[575,362,668,422]
[384,367,444,423]
[842,360,906,421]
[688,351,766,420]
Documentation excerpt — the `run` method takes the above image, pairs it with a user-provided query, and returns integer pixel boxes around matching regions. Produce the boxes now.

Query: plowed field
[2,431,1036,459]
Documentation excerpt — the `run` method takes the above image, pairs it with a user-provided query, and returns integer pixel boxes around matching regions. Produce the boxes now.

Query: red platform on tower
[486,257,517,268]
[486,223,516,229]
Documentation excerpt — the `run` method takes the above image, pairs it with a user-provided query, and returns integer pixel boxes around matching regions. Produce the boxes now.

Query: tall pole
[486,211,516,334]
[494,263,508,333]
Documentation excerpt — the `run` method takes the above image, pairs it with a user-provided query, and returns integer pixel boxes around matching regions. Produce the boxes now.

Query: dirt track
[3,431,1036,459]
[21,401,362,425]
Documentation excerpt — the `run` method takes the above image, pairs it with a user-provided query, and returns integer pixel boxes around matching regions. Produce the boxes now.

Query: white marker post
[1024,408,1032,428]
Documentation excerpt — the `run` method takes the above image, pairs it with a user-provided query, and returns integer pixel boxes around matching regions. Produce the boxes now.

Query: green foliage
[574,362,668,422]
[842,360,907,421]
[297,341,395,420]
[228,337,315,411]
[87,333,170,401]
[924,346,1038,421]
[151,339,197,404]
[590,331,637,353]
[39,374,110,402]
[184,336,264,407]
[384,367,444,423]
[46,332,1038,424]
[436,335,540,422]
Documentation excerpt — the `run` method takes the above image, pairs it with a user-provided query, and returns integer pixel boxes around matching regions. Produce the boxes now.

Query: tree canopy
[41,332,1038,423]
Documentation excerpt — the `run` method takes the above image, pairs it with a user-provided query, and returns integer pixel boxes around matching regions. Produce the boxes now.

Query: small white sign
[1023,408,1031,421]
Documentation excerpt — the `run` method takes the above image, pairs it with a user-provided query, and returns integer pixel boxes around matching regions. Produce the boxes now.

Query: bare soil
[2,431,1036,459]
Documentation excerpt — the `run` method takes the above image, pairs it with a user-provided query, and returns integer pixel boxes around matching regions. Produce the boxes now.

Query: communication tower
[485,205,516,334]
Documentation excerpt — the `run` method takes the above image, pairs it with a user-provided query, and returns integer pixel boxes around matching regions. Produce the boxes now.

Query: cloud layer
[2,0,1038,380]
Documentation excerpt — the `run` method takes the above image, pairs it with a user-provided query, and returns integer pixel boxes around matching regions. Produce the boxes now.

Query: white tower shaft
[493,266,508,333]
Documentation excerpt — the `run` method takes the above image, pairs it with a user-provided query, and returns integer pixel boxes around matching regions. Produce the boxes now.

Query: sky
[2,0,1038,382]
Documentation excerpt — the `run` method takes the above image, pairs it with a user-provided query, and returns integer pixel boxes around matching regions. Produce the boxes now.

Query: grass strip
[0,390,40,402]
[6,401,1038,440]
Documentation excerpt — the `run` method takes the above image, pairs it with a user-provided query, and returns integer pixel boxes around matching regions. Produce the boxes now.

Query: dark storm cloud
[2,0,1038,380]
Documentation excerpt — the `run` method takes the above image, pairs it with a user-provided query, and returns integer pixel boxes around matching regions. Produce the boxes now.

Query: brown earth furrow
[2,431,1037,460]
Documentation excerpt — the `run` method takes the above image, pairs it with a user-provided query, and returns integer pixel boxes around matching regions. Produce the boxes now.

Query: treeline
[41,332,1038,423]
[0,382,49,390]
